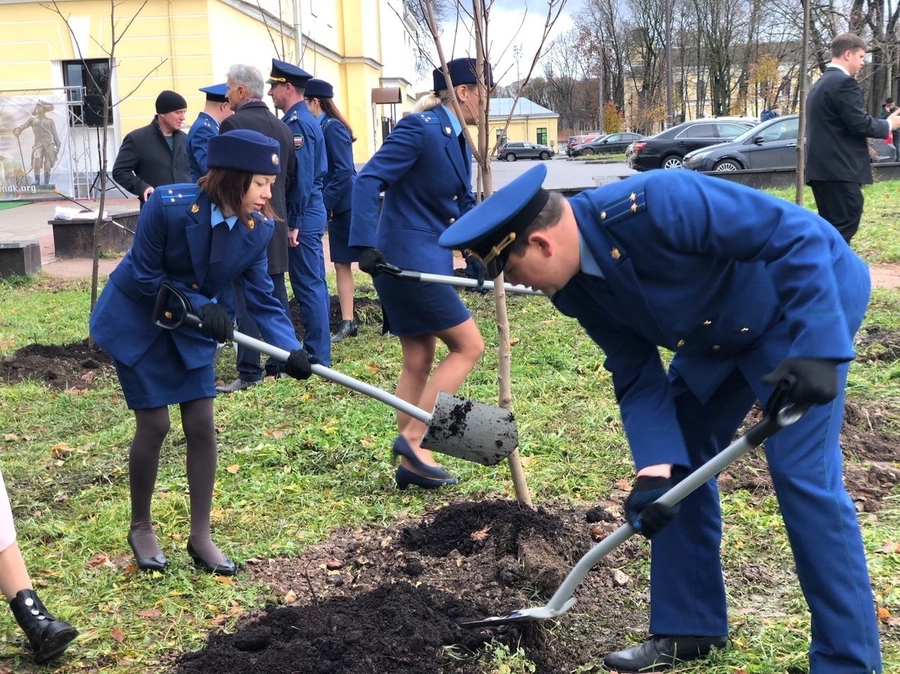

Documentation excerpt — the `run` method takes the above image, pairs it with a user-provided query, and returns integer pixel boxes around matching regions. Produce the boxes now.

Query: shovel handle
[541,399,806,614]
[173,309,433,425]
[375,263,545,296]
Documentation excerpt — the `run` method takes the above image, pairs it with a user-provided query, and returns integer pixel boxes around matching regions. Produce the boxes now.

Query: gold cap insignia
[272,154,279,166]
[191,204,199,213]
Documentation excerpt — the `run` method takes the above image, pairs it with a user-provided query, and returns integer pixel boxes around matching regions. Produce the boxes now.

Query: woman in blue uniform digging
[350,58,491,489]
[90,129,313,575]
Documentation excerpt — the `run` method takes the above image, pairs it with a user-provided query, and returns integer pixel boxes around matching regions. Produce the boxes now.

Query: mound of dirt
[0,339,113,389]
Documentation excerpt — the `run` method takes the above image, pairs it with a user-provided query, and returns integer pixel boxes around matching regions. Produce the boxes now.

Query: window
[63,58,112,126]
[681,124,716,138]
[536,127,547,145]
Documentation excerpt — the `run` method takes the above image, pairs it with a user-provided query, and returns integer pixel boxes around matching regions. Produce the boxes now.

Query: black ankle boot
[331,319,359,343]
[8,589,78,664]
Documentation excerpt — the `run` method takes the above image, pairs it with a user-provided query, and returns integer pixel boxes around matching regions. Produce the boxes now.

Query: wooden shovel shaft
[183,314,431,424]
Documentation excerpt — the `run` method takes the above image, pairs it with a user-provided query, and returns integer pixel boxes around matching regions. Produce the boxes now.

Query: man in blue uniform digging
[439,164,881,673]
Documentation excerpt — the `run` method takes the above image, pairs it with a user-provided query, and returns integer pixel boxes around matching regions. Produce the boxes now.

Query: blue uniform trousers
[233,273,291,380]
[287,210,331,366]
[651,365,881,672]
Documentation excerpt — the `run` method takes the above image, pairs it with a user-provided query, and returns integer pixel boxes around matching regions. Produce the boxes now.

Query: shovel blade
[459,599,577,628]
[421,392,518,466]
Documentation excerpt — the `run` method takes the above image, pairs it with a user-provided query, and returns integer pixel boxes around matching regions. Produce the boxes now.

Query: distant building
[487,98,560,153]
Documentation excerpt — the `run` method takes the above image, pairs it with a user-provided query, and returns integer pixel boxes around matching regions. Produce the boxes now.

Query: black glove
[464,255,490,294]
[357,247,387,277]
[197,303,233,343]
[624,476,679,538]
[761,358,839,406]
[285,349,315,380]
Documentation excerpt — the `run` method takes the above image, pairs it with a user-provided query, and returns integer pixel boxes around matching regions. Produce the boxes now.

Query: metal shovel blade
[459,400,806,627]
[422,392,518,466]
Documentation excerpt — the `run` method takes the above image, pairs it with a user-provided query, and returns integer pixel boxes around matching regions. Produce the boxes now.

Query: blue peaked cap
[439,164,549,278]
[267,59,313,88]
[304,78,334,98]
[199,83,228,102]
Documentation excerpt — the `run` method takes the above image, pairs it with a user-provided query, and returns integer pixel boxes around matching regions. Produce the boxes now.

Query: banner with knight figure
[0,93,74,200]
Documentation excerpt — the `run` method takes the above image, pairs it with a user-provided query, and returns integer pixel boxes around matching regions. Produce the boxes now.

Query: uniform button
[676,339,685,347]
[452,195,458,201]
[600,211,607,220]
[703,320,712,326]
[740,327,749,332]
[191,284,199,290]
[610,248,621,260]
[449,218,456,224]
[712,345,721,350]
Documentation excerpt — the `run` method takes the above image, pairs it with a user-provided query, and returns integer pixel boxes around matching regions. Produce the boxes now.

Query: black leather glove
[285,349,315,380]
[624,476,679,538]
[357,247,387,277]
[463,254,490,294]
[761,358,839,406]
[197,303,233,343]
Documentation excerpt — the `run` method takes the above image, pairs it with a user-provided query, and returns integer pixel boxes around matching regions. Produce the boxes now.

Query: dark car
[499,141,555,161]
[570,132,645,157]
[629,119,757,171]
[565,133,602,156]
[683,114,896,171]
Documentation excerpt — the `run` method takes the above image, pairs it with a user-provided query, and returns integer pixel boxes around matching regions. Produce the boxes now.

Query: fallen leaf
[3,433,17,441]
[877,607,892,620]
[614,478,631,491]
[110,626,125,642]
[325,558,344,570]
[470,525,491,542]
[873,541,900,554]
[215,575,233,586]
[366,363,380,373]
[136,608,161,619]
[226,464,240,474]
[283,589,297,603]
[50,442,72,459]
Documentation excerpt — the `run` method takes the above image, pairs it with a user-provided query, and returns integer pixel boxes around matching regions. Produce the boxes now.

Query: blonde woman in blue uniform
[441,165,880,673]
[90,130,313,575]
[303,78,360,343]
[350,58,491,489]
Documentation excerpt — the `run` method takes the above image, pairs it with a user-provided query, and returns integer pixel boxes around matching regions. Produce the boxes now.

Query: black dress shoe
[395,465,458,490]
[603,635,728,671]
[331,319,359,342]
[127,531,167,572]
[187,539,237,576]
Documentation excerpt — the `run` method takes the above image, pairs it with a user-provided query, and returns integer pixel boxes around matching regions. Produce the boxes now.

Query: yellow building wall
[489,117,560,150]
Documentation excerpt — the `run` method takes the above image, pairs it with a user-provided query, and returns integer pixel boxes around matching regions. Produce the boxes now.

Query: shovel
[460,392,807,627]
[152,283,517,466]
[376,263,546,296]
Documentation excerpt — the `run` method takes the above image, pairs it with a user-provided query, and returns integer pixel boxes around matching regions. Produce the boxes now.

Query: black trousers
[809,180,864,243]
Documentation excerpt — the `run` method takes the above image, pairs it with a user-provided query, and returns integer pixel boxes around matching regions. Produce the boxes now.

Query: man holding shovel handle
[440,164,880,672]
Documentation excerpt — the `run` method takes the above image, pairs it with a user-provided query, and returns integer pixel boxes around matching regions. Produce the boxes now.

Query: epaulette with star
[160,186,198,206]
[599,190,646,227]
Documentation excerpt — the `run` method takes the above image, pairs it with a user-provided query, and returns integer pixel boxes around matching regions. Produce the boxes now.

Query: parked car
[565,134,602,156]
[499,141,554,162]
[629,119,757,171]
[570,132,645,157]
[683,114,896,171]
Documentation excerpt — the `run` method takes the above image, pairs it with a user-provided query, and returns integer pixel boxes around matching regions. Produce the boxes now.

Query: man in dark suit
[806,32,900,243]
[112,90,191,207]
[216,64,298,393]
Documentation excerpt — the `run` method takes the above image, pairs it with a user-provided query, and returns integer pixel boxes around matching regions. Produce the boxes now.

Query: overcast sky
[422,0,579,87]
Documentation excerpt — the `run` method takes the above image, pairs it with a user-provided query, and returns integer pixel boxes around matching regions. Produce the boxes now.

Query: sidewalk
[0,197,136,278]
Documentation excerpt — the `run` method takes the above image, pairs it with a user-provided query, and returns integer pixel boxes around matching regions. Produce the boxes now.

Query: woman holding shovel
[90,129,313,575]
[349,57,492,489]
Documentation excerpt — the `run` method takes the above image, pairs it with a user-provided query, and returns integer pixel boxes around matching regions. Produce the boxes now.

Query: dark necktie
[209,222,229,264]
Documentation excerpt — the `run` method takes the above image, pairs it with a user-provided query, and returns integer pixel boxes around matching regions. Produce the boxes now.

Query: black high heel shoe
[187,539,236,576]
[391,435,452,480]
[127,531,167,572]
[395,465,458,490]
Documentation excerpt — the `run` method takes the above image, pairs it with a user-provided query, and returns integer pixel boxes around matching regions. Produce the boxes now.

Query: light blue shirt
[579,231,605,279]
[210,203,238,231]
[440,104,463,136]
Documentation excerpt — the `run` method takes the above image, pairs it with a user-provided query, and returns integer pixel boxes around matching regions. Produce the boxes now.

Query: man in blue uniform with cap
[439,164,881,673]
[268,58,330,366]
[186,83,233,181]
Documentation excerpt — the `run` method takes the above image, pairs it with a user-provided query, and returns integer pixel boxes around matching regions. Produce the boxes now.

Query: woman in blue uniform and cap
[302,77,360,343]
[350,57,491,489]
[90,129,313,575]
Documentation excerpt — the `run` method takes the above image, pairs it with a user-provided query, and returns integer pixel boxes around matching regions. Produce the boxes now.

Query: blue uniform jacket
[283,101,327,229]
[551,170,868,471]
[89,184,301,371]
[186,112,219,182]
[350,105,475,274]
[320,116,356,214]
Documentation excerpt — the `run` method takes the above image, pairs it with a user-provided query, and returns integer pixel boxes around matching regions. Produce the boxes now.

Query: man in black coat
[112,90,191,206]
[806,33,900,243]
[216,64,298,393]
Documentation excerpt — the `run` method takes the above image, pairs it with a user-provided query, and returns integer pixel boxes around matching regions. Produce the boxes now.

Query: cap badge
[191,204,199,213]
[272,153,280,166]
[611,248,621,260]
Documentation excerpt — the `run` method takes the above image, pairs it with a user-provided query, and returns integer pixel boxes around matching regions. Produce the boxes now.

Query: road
[484,155,636,191]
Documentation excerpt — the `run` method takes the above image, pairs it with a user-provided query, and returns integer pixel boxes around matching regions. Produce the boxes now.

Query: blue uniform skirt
[114,331,215,410]
[373,274,471,336]
[327,209,359,264]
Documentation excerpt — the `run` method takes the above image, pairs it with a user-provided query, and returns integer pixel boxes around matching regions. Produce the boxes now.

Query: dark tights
[128,398,225,564]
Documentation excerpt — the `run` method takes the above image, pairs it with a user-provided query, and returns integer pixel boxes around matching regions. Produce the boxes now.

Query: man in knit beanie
[112,89,190,206]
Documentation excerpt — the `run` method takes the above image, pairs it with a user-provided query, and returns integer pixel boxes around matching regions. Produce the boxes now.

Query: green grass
[0,183,898,672]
